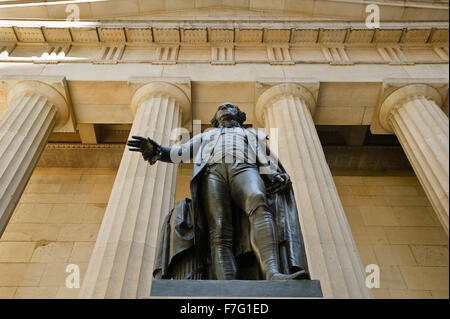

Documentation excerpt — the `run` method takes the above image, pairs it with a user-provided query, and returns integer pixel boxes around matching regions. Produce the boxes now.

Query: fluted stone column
[80,82,191,299]
[379,84,449,234]
[256,83,372,298]
[0,81,69,236]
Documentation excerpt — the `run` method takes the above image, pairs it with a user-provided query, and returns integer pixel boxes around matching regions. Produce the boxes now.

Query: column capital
[255,83,316,127]
[7,80,69,130]
[379,84,443,133]
[130,82,191,125]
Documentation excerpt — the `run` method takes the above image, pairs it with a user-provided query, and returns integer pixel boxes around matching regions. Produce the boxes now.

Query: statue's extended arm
[127,135,197,165]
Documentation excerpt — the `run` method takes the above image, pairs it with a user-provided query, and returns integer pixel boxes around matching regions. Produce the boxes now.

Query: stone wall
[0,166,448,298]
[335,175,449,299]
[0,168,115,298]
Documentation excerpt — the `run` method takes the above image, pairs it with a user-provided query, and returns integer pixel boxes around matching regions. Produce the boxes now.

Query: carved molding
[34,44,71,64]
[266,45,293,65]
[0,22,447,47]
[7,80,70,130]
[130,82,191,125]
[211,45,234,65]
[376,46,412,65]
[321,47,352,65]
[255,83,317,126]
[94,45,125,64]
[153,45,179,64]
[379,84,443,133]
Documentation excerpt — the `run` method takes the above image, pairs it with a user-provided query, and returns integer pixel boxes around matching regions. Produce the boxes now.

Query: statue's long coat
[153,128,309,280]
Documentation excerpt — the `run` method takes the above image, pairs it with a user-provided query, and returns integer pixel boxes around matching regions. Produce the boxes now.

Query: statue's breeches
[199,162,271,279]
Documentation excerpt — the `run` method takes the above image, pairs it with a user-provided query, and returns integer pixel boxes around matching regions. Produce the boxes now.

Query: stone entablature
[0,21,448,65]
[0,0,448,22]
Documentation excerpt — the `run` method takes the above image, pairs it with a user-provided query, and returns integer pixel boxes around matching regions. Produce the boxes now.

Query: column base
[149,280,323,298]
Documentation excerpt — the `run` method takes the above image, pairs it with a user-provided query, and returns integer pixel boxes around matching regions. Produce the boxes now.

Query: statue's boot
[249,207,308,281]
[268,269,309,280]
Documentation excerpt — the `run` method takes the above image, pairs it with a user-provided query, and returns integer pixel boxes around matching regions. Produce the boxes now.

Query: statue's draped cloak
[153,164,308,279]
[153,160,309,280]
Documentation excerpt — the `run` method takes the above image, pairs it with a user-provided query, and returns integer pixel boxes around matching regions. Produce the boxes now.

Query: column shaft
[80,94,181,298]
[263,90,371,298]
[0,93,56,235]
[389,96,449,233]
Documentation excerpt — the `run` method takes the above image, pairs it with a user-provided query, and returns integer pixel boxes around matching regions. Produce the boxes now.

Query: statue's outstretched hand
[127,135,162,164]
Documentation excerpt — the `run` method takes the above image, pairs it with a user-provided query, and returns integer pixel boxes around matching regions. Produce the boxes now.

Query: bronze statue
[128,103,309,281]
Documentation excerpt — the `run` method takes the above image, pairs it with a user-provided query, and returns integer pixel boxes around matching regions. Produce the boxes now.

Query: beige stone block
[393,207,440,227]
[40,263,88,287]
[333,176,365,186]
[10,203,53,224]
[0,242,35,262]
[58,183,95,195]
[352,226,389,245]
[410,245,449,267]
[351,186,385,196]
[57,224,100,242]
[379,266,408,290]
[355,244,378,266]
[367,196,390,207]
[362,176,419,186]
[400,266,449,290]
[18,193,89,205]
[340,196,374,207]
[31,242,74,262]
[344,207,365,230]
[314,107,366,125]
[0,224,60,242]
[56,287,80,299]
[24,184,61,194]
[166,0,194,10]
[431,290,449,299]
[139,0,165,11]
[377,196,432,207]
[87,184,114,204]
[383,186,419,196]
[90,0,139,17]
[388,289,433,299]
[336,186,352,196]
[371,288,391,299]
[69,242,95,263]
[0,287,16,298]
[290,48,323,61]
[47,204,85,224]
[80,174,116,184]
[82,204,106,224]
[373,245,417,266]
[386,227,448,245]
[0,263,46,286]
[14,287,58,299]
[360,206,399,226]
[28,174,81,184]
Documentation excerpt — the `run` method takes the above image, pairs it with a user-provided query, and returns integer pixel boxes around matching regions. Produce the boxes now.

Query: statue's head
[210,102,246,128]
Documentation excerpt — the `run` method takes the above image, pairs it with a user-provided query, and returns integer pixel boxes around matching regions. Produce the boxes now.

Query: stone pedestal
[256,83,372,298]
[150,280,323,298]
[80,82,191,298]
[380,84,449,235]
[0,81,68,236]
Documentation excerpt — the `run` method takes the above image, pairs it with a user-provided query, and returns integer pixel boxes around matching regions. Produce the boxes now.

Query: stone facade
[0,0,448,299]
